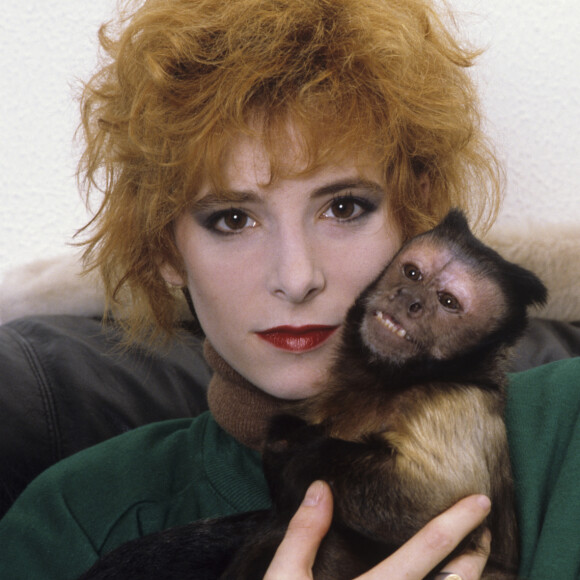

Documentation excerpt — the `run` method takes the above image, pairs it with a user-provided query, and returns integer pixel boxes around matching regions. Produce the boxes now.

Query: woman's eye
[438,292,461,311]
[403,263,422,281]
[209,209,257,234]
[321,196,372,221]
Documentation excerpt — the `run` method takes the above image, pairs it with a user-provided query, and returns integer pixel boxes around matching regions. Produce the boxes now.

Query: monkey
[79,209,547,580]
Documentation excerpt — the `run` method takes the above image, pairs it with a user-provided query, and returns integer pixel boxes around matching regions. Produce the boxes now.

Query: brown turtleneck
[204,341,299,451]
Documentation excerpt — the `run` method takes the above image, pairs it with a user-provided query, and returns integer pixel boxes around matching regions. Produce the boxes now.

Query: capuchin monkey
[80,210,547,580]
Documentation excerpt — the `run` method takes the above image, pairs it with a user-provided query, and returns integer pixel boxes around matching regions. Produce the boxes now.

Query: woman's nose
[268,231,325,303]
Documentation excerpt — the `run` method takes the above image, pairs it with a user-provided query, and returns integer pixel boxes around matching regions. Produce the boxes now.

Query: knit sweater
[0,358,579,578]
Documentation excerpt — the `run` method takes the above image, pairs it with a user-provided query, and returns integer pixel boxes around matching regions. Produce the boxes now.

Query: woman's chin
[249,364,329,401]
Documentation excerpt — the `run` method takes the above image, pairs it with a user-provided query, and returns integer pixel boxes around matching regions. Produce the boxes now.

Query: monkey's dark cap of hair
[429,209,483,262]
[433,209,548,309]
[437,208,470,230]
[431,208,473,242]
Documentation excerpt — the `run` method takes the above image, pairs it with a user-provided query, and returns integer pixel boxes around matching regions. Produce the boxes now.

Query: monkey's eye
[438,292,461,311]
[403,264,422,281]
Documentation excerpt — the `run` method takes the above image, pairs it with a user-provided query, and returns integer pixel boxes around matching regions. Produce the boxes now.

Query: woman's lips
[257,325,339,352]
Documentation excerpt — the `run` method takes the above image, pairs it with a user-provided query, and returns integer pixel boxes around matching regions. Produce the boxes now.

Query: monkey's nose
[408,301,423,317]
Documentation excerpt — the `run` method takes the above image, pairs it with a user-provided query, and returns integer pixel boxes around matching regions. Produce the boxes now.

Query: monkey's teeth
[374,311,407,339]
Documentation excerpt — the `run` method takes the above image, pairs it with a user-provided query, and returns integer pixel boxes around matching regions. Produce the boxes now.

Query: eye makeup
[189,177,386,235]
[198,207,257,235]
[321,194,379,222]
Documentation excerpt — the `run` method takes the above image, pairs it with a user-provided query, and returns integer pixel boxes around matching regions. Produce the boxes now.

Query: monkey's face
[359,236,507,364]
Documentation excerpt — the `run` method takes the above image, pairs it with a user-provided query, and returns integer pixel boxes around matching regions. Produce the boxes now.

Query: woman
[1,0,579,578]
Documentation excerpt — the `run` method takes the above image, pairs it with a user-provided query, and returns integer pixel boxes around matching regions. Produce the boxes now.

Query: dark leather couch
[1,314,579,518]
[0,316,210,518]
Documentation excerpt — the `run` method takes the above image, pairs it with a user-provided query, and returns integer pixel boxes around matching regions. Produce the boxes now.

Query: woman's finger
[435,527,491,580]
[355,495,492,580]
[264,481,333,580]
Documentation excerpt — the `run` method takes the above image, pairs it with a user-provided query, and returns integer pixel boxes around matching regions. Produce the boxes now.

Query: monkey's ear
[266,415,325,454]
[508,263,548,308]
[267,415,309,444]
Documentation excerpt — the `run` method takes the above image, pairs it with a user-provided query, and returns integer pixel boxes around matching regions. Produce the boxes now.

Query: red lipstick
[257,325,339,352]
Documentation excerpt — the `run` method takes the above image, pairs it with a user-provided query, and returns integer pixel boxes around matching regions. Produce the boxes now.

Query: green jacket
[0,358,579,579]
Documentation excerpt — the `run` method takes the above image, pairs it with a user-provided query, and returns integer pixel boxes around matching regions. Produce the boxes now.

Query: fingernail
[477,495,492,511]
[303,481,324,506]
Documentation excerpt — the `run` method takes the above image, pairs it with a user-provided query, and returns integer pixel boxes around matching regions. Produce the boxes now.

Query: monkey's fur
[80,210,547,579]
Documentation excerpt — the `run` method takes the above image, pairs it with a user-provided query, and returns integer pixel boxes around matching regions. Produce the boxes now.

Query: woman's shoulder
[508,357,580,416]
[0,412,270,579]
[20,410,268,525]
[506,357,580,477]
[507,358,580,577]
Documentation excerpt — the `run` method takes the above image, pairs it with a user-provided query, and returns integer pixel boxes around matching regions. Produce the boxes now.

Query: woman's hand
[264,481,491,580]
[264,480,333,580]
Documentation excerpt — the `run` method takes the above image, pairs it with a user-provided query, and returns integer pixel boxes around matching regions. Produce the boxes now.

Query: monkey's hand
[264,484,491,580]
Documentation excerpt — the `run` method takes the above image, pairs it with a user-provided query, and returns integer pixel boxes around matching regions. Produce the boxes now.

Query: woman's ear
[418,172,430,202]
[159,262,186,288]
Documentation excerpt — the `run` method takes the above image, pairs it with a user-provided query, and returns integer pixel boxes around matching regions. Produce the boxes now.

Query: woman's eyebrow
[192,178,384,210]
[191,190,259,211]
[310,178,385,198]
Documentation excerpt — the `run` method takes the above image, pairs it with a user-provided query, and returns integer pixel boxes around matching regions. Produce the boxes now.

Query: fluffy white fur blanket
[482,220,580,322]
[1,219,579,325]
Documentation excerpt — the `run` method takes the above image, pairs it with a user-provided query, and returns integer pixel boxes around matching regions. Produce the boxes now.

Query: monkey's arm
[268,386,518,577]
[336,384,518,575]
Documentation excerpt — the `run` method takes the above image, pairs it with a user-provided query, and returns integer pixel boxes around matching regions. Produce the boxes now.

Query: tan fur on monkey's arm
[300,383,518,577]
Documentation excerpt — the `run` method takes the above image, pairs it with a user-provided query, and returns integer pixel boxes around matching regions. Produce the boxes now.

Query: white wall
[450,0,580,226]
[1,0,579,279]
[1,0,118,278]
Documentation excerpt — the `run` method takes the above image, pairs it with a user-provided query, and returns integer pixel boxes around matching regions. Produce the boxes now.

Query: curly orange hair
[78,0,502,342]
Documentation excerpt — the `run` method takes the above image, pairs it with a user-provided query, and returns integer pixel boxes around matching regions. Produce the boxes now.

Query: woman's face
[162,133,402,399]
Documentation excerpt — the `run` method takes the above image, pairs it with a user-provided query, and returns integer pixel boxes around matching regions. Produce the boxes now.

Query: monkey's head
[356,210,547,366]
